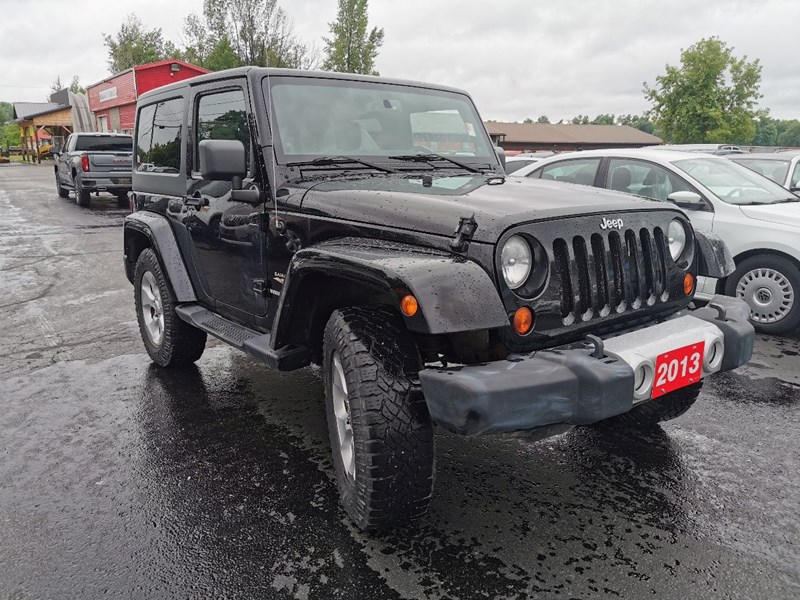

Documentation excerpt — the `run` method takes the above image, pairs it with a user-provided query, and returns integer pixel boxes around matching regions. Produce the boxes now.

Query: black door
[185,81,267,325]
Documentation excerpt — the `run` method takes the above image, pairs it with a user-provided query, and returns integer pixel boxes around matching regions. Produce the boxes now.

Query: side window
[791,162,800,188]
[135,104,156,172]
[148,98,183,174]
[535,158,601,186]
[606,158,692,201]
[196,88,250,171]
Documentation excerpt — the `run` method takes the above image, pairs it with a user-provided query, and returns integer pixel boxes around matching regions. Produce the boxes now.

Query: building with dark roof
[11,88,90,162]
[485,122,662,152]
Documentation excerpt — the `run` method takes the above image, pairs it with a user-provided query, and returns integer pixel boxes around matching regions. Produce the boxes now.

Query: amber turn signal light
[400,294,419,317]
[513,307,533,335]
[684,273,695,296]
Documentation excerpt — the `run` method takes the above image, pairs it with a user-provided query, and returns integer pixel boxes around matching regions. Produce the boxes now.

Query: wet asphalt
[1,163,799,600]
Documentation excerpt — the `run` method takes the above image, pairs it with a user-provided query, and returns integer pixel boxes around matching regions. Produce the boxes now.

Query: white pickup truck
[54,132,133,208]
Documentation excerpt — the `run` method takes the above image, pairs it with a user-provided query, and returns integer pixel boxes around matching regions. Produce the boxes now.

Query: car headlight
[667,219,687,261]
[501,235,532,289]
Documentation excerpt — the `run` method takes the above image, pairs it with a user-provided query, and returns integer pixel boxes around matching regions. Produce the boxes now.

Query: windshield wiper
[387,153,483,174]
[286,156,396,174]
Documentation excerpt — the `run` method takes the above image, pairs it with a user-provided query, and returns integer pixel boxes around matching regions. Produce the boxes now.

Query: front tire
[55,172,68,198]
[134,248,206,367]
[322,306,434,530]
[592,382,702,428]
[724,254,800,334]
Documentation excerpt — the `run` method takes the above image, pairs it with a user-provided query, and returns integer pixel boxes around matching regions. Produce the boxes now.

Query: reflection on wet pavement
[2,347,798,599]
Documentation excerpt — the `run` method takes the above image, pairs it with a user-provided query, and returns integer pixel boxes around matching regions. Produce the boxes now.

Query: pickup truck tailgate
[90,153,132,172]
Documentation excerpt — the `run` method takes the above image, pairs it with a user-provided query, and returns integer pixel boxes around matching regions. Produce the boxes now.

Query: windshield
[673,157,796,205]
[729,158,790,185]
[265,77,495,166]
[76,136,132,152]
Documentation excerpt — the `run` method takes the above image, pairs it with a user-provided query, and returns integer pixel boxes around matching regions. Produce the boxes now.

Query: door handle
[183,195,209,208]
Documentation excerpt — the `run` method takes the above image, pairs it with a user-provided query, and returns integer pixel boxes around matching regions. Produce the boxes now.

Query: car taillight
[80,155,89,172]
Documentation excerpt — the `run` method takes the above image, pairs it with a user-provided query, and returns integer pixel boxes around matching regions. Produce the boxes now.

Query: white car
[503,152,555,174]
[728,152,800,192]
[511,148,800,334]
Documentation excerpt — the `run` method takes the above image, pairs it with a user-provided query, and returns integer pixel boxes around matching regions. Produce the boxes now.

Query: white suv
[512,148,800,334]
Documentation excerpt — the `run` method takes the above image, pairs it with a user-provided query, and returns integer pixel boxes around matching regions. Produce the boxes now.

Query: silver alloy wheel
[736,267,795,324]
[331,352,356,481]
[140,271,165,346]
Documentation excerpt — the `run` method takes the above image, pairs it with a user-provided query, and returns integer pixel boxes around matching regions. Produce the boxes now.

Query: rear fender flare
[124,212,197,302]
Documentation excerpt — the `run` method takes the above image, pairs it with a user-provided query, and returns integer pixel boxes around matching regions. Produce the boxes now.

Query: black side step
[175,304,310,371]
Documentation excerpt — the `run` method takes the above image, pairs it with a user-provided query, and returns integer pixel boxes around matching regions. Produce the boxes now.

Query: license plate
[117,178,131,184]
[652,341,705,398]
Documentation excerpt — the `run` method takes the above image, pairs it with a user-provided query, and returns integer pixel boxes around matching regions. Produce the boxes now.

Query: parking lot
[1,162,799,599]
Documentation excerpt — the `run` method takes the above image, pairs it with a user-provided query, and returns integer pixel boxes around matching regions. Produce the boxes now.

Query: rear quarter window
[135,98,184,174]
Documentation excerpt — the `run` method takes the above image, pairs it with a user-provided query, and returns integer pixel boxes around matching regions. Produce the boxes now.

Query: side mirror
[199,139,246,185]
[494,145,506,170]
[667,190,706,210]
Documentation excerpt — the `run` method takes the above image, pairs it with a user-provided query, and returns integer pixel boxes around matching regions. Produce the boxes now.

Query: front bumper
[418,295,754,435]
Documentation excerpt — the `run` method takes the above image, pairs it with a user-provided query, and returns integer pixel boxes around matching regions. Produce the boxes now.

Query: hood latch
[450,214,477,252]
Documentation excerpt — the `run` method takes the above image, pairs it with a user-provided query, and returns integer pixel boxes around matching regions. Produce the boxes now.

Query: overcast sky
[2,0,799,122]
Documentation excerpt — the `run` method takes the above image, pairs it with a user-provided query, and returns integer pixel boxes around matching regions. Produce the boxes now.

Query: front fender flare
[694,230,735,278]
[272,239,509,346]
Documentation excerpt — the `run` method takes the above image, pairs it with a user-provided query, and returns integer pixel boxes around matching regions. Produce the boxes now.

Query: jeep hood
[296,174,674,243]
[739,202,800,229]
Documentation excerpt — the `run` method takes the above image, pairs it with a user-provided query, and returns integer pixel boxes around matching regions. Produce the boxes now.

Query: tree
[522,118,534,124]
[644,37,762,144]
[197,0,314,69]
[752,113,778,146]
[617,113,656,135]
[591,114,615,125]
[2,122,21,147]
[777,122,800,147]
[205,35,242,71]
[49,76,64,98]
[69,75,86,95]
[323,0,384,75]
[536,115,550,124]
[0,101,12,124]
[571,115,590,125]
[103,14,180,73]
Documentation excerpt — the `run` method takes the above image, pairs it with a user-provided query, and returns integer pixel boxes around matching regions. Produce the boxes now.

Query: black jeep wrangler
[124,67,754,530]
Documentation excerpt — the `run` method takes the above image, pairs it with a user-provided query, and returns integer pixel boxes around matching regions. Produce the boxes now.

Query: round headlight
[667,219,687,261]
[501,235,532,289]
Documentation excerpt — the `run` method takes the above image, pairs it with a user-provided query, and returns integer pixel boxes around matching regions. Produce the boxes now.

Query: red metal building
[87,60,210,133]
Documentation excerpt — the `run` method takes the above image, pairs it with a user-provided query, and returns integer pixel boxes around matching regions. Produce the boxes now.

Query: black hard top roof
[137,67,469,103]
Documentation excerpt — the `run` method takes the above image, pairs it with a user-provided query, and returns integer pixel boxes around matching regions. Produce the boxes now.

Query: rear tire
[724,254,800,334]
[116,192,129,208]
[322,306,434,530]
[76,185,91,207]
[592,382,702,428]
[134,248,206,367]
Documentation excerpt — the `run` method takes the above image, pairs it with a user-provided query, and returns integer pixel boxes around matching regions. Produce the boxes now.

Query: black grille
[554,228,668,324]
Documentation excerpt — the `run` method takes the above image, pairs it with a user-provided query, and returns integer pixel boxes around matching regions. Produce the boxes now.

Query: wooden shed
[13,100,72,163]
